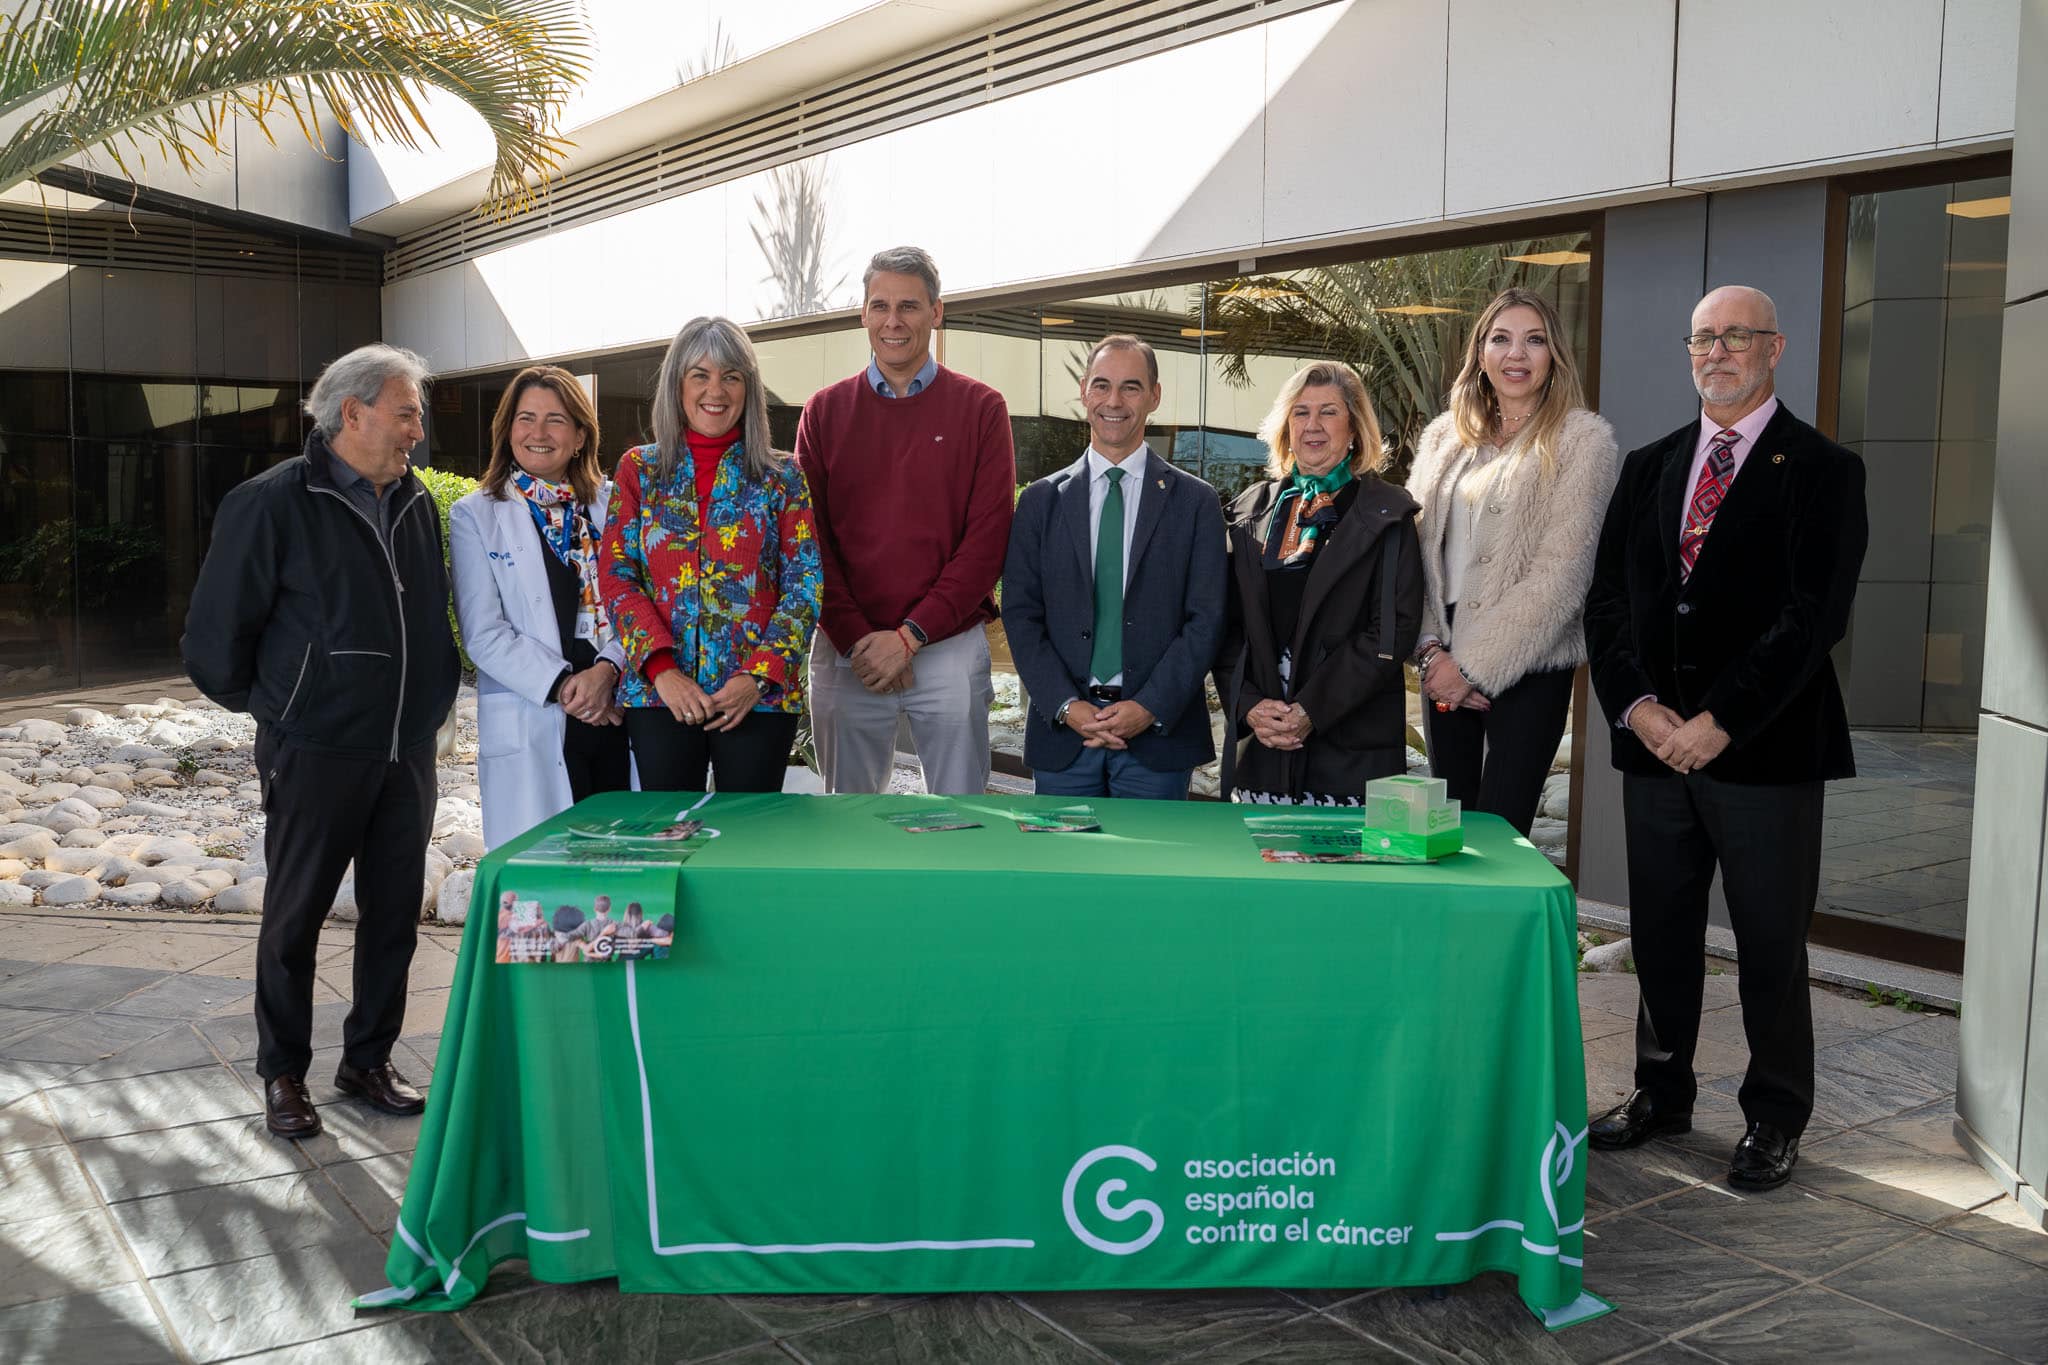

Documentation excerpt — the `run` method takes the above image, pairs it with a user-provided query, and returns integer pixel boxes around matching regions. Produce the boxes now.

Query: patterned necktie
[1090,467,1126,682]
[1679,428,1740,581]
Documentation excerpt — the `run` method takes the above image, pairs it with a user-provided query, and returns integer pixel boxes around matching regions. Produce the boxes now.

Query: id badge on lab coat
[575,607,598,641]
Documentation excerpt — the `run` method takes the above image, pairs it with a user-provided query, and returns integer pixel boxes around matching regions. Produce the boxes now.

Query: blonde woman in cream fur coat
[1410,286,1618,835]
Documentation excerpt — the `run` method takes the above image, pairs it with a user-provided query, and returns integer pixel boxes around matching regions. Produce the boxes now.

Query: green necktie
[1090,466,1126,683]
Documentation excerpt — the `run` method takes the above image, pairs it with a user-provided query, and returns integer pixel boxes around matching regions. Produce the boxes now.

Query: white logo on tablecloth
[1062,1145,1163,1255]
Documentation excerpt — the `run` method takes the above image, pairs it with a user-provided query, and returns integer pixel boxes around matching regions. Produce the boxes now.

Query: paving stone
[109,1168,367,1276]
[0,1144,99,1225]
[224,1315,496,1364]
[0,1282,178,1364]
[1639,1183,1921,1278]
[1683,1284,2003,1362]
[461,1280,768,1363]
[1019,1289,1303,1363]
[46,1062,259,1141]
[1823,1233,2048,1359]
[1326,1274,1660,1364]
[1571,1214,1795,1337]
[0,963,168,1014]
[98,973,253,1021]
[0,1206,136,1308]
[72,1114,306,1203]
[772,1294,1097,1363]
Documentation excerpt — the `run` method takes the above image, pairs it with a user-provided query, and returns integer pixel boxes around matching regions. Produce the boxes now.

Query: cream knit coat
[1409,407,1620,698]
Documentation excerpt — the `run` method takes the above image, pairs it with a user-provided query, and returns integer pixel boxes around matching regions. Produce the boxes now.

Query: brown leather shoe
[334,1059,425,1116]
[264,1075,322,1139]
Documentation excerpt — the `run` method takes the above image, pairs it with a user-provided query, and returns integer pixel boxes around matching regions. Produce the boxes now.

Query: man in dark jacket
[1584,286,1868,1191]
[1002,335,1226,798]
[183,343,460,1139]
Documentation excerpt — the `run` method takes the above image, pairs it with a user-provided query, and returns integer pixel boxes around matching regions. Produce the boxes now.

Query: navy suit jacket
[1001,449,1227,774]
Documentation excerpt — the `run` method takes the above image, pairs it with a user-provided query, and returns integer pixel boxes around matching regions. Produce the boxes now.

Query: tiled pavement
[2,912,2044,1364]
[1821,733,1977,942]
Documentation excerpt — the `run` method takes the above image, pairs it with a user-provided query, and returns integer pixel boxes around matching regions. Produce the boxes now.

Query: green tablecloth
[370,793,1598,1325]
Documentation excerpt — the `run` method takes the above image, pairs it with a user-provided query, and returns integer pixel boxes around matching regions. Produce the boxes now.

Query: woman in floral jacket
[599,316,823,792]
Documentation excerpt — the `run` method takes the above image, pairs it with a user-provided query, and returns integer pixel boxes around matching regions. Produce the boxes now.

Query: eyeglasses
[1684,327,1779,356]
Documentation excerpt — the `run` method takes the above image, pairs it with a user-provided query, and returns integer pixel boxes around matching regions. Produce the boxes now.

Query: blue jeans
[1033,746,1191,800]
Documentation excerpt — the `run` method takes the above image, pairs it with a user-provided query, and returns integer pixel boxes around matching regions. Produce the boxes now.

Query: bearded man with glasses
[1583,285,1868,1192]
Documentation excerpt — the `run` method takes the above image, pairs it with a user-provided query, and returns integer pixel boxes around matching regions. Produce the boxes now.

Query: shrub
[416,467,480,674]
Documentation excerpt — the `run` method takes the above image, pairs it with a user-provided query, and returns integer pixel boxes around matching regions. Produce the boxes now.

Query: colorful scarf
[510,468,610,642]
[1267,462,1355,562]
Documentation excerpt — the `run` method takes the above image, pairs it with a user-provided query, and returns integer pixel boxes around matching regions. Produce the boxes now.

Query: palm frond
[0,0,592,217]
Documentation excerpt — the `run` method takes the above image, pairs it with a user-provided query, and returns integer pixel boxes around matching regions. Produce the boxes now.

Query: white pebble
[436,868,475,925]
[0,833,57,860]
[101,882,163,906]
[17,719,67,747]
[39,875,101,905]
[215,880,264,913]
[110,744,170,764]
[0,882,33,906]
[90,771,134,793]
[0,858,23,879]
[64,708,107,727]
[37,782,80,802]
[436,832,486,861]
[158,879,218,907]
[58,828,107,848]
[45,848,108,875]
[71,786,126,811]
[62,767,94,786]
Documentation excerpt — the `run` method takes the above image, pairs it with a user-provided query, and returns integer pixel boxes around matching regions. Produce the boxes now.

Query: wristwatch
[1054,698,1078,727]
[901,618,929,647]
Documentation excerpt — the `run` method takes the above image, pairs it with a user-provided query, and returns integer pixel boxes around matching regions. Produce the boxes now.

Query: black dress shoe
[334,1059,426,1116]
[1588,1090,1692,1150]
[264,1075,322,1139]
[1729,1121,1799,1190]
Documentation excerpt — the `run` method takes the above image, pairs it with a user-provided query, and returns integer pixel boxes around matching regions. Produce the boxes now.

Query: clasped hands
[1422,651,1490,712]
[1061,697,1156,749]
[558,661,624,726]
[652,667,760,731]
[1244,697,1312,751]
[848,629,916,694]
[1628,700,1729,774]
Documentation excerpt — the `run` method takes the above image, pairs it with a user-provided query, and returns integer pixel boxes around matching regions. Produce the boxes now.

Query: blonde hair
[1256,360,1387,481]
[1448,286,1585,477]
[481,366,604,506]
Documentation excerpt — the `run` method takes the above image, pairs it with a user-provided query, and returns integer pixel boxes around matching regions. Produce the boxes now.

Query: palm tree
[1201,240,1592,479]
[0,0,591,216]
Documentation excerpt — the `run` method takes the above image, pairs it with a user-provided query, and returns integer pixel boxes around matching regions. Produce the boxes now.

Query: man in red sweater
[796,246,1016,794]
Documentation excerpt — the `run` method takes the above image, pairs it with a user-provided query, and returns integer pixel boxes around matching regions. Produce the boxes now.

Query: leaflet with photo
[489,862,678,966]
[1245,811,1437,865]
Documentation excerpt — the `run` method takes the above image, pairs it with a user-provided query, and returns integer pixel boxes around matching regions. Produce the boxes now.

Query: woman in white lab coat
[450,366,630,848]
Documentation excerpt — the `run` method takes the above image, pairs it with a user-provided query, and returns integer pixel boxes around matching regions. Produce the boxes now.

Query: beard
[1695,365,1764,409]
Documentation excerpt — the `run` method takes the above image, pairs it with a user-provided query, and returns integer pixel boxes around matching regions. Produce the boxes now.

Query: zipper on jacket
[311,482,426,761]
[280,643,313,721]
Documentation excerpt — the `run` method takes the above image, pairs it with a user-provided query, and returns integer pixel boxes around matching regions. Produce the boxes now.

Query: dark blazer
[1585,403,1868,785]
[182,431,461,760]
[1002,448,1227,774]
[1217,474,1423,799]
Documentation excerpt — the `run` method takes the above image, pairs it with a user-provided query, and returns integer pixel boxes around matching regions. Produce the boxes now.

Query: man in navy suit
[1002,335,1226,798]
[1585,285,1868,1191]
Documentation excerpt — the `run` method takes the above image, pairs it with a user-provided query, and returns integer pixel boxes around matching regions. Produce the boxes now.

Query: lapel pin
[1156,479,1165,489]
[1772,453,1785,464]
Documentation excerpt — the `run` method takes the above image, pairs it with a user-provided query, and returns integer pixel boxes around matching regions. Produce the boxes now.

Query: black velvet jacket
[1586,403,1868,784]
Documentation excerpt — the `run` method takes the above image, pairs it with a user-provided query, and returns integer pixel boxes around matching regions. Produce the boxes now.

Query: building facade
[2,0,2042,1219]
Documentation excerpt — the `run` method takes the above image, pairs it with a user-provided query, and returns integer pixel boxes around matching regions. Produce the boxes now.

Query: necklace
[1495,407,1534,429]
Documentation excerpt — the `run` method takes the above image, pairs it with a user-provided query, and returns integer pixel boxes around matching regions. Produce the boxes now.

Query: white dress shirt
[1085,444,1148,686]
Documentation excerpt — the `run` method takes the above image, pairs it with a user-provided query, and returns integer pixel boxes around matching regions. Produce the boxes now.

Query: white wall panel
[1939,0,2023,142]
[1674,0,1944,181]
[1118,28,1266,263]
[985,76,1120,287]
[1264,0,1448,241]
[884,103,996,301]
[384,266,468,374]
[1445,0,1673,215]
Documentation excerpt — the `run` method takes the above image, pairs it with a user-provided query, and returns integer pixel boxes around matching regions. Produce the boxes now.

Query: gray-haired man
[183,344,460,1140]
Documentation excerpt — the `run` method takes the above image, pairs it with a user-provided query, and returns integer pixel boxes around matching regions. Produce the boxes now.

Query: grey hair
[650,316,781,484]
[862,245,941,303]
[304,344,431,436]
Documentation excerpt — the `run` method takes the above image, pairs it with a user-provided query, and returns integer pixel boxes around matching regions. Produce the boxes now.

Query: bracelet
[1417,645,1443,670]
[1054,697,1077,727]
[895,625,920,655]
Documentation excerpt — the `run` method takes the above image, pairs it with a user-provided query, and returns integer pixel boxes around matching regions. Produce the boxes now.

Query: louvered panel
[386,0,1334,285]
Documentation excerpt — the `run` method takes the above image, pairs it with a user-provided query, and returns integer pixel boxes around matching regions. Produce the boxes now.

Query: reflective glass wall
[1825,172,2008,949]
[0,187,381,695]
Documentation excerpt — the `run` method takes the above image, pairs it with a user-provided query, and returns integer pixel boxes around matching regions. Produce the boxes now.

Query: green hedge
[416,467,479,674]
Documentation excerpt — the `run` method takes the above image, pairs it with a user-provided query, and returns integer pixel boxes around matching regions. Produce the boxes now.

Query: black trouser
[562,714,630,803]
[254,726,436,1083]
[1623,770,1824,1136]
[1424,663,1575,836]
[625,708,800,793]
